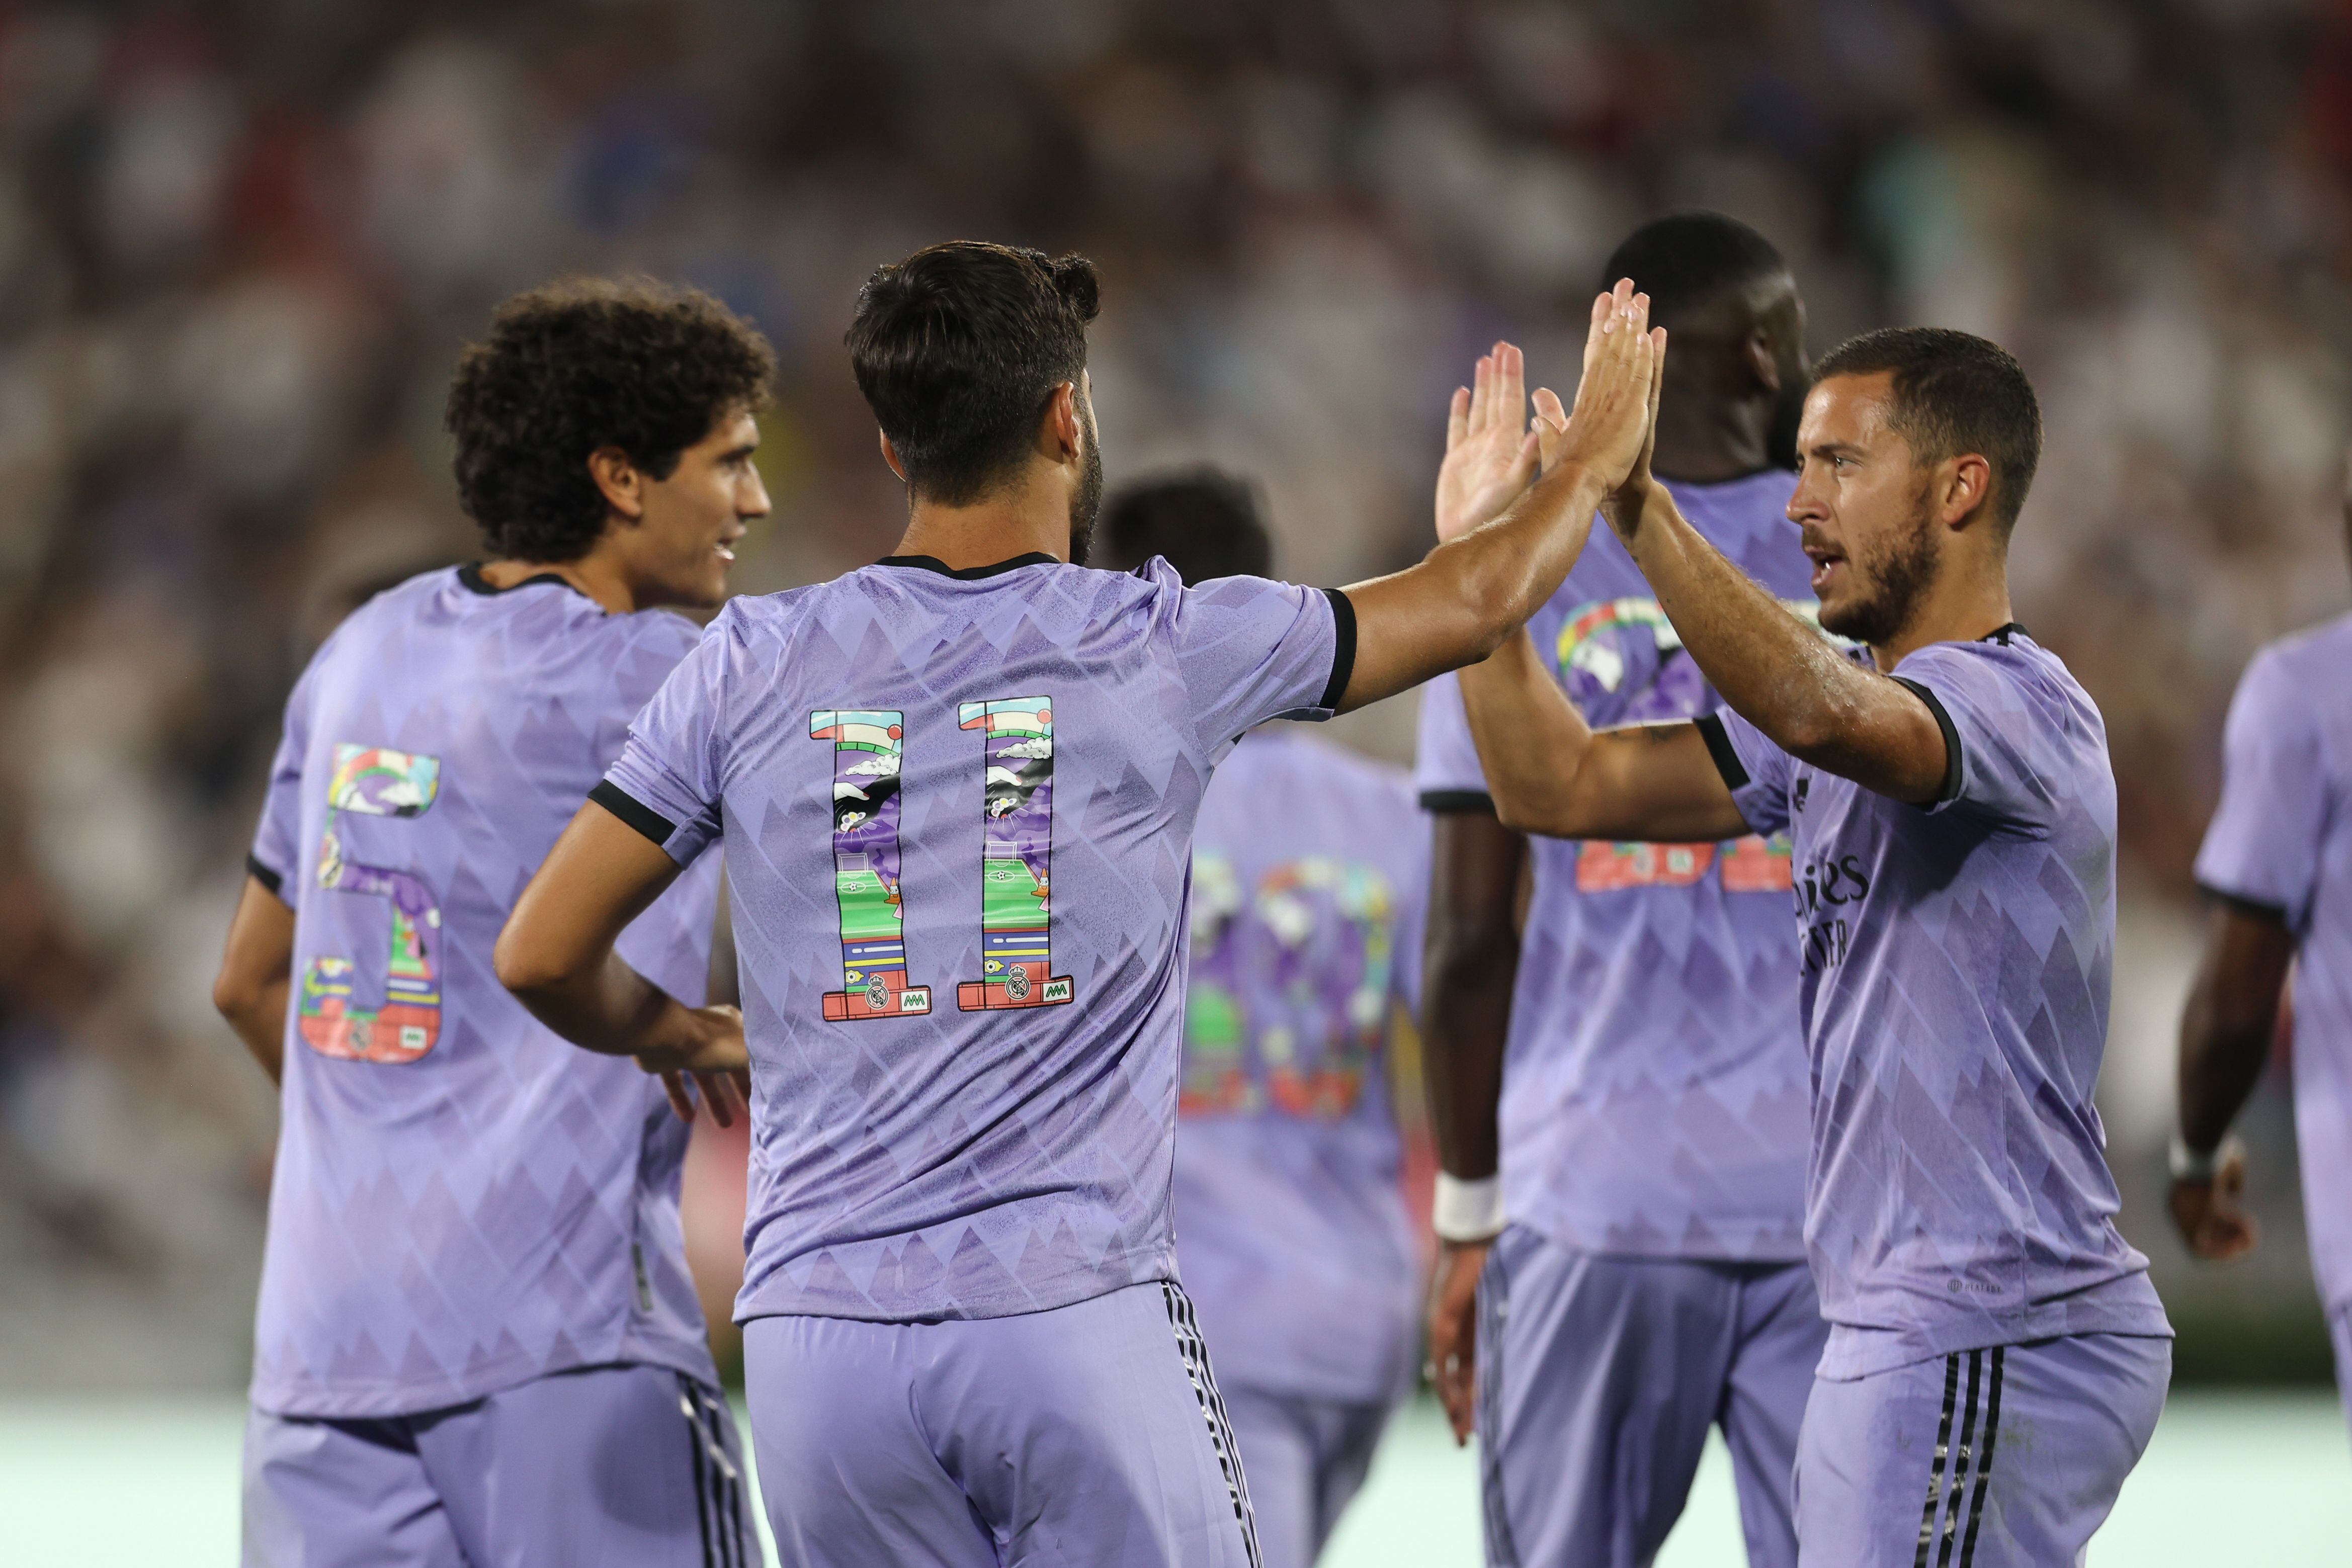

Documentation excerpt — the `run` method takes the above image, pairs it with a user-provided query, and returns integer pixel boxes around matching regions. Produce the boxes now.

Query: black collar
[874,553,1060,580]
[1981,622,2028,646]
[459,562,593,600]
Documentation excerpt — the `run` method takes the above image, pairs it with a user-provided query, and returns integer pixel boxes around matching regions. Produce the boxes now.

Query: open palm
[1434,341,1541,543]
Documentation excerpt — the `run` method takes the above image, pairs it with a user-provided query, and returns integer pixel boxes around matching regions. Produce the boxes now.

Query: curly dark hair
[444,278,775,562]
[845,241,1100,504]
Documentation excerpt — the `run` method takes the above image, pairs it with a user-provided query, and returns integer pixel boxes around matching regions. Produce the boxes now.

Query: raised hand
[1436,342,1541,543]
[1531,280,1664,497]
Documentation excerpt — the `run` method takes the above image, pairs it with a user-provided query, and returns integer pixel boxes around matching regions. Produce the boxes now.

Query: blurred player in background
[1456,326,2171,1565]
[2170,460,2352,1435]
[1416,213,1823,1568]
[1105,471,1430,1568]
[492,245,1663,1568]
[210,281,770,1568]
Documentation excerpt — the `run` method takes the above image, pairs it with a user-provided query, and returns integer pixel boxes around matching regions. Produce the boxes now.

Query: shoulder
[2245,613,2352,698]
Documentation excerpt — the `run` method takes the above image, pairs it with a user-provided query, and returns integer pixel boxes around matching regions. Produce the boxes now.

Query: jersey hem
[1500,1212,1811,1267]
[735,1254,1181,1327]
[246,1338,721,1421]
[1318,588,1357,712]
[590,778,676,847]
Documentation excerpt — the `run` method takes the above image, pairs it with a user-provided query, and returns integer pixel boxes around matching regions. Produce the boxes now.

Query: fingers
[659,1069,696,1124]
[1470,352,1493,432]
[1495,341,1524,431]
[694,1070,737,1128]
[1446,385,1470,453]
[1532,386,1568,430]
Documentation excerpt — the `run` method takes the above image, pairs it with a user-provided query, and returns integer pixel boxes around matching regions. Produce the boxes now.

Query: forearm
[1340,460,1611,708]
[2176,908,2294,1150]
[1619,485,1941,800]
[505,949,703,1060]
[1419,817,1526,1180]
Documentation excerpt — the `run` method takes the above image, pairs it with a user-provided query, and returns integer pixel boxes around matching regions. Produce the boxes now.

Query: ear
[1937,453,1996,531]
[1041,381,1081,464]
[1745,327,1782,393]
[878,430,907,482]
[587,447,646,523]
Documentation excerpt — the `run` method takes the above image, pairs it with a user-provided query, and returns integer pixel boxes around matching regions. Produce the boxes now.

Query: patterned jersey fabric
[246,566,722,1418]
[1412,470,1811,1261]
[1173,727,1428,1402]
[601,554,1347,1324]
[2194,613,2352,1317]
[1706,627,2170,1376]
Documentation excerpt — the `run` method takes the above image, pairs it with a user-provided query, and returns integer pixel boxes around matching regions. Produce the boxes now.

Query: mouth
[1804,544,1844,595]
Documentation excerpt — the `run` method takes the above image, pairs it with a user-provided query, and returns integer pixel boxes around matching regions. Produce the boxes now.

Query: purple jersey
[1173,728,1428,1403]
[245,567,723,1418]
[2194,614,2352,1317]
[1412,471,1811,1261]
[1706,627,2170,1376]
[600,554,1348,1324]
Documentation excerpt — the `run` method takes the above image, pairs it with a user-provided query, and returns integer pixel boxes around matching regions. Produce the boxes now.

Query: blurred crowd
[2,0,2347,1385]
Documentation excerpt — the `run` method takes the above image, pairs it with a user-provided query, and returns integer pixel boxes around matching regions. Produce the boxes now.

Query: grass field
[1,1391,2341,1564]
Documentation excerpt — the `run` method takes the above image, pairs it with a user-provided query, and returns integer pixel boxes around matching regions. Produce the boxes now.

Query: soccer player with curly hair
[214,278,772,1567]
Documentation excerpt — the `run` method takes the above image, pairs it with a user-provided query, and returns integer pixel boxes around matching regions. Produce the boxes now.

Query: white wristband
[1433,1173,1505,1242]
[2170,1131,2241,1183]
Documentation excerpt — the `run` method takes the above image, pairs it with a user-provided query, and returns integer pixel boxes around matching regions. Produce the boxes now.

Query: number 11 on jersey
[958,697,1073,1011]
[811,710,931,1021]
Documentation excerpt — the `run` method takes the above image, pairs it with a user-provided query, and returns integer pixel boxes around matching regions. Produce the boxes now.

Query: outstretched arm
[1600,477,1947,802]
[2169,900,2294,1261]
[496,800,749,1122]
[1332,284,1663,712]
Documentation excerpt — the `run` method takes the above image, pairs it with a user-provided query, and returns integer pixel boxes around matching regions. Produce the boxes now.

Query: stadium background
[0,0,2346,1558]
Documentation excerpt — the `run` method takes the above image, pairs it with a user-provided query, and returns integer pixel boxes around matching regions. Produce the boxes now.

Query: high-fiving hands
[1434,281,1666,543]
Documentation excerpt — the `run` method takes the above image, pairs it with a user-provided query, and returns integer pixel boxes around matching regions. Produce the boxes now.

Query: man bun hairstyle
[1602,211,1790,328]
[1103,468,1274,585]
[846,241,1101,505]
[1813,326,2043,531]
[445,278,774,563]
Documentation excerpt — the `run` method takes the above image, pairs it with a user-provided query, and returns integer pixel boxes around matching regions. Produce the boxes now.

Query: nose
[1786,460,1830,527]
[740,466,772,519]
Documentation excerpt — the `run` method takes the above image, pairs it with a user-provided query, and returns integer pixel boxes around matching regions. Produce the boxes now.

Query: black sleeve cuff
[1318,588,1357,711]
[1890,677,1964,806]
[1693,714,1750,791]
[2197,882,2291,928]
[1419,789,1497,815]
[245,853,289,903]
[589,780,677,847]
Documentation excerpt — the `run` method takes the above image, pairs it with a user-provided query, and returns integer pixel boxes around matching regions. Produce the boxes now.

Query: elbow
[211,969,258,1027]
[492,921,569,1000]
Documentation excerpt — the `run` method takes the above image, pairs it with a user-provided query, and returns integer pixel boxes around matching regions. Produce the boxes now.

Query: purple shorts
[744,1281,1261,1568]
[1793,1333,2170,1568]
[1221,1386,1392,1568]
[1476,1225,1826,1568]
[242,1362,754,1568]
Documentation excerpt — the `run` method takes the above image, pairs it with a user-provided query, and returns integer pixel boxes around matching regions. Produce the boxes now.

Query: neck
[1649,400,1771,486]
[1868,563,2015,671]
[891,472,1072,569]
[478,550,640,614]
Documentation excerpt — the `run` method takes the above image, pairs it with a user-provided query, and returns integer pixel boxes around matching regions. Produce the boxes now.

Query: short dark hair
[1813,326,2043,530]
[846,241,1101,505]
[1602,212,1789,327]
[445,279,775,562]
[1103,469,1274,584]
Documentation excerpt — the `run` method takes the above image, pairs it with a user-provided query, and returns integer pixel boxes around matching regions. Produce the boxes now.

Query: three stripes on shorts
[678,1375,750,1568]
[1914,1346,2006,1568]
[1162,1281,1265,1568]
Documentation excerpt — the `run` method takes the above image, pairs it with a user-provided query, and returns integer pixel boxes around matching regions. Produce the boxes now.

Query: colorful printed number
[1180,852,1396,1120]
[807,697,1074,1022]
[957,698,1072,1011]
[297,745,444,1064]
[1573,833,1792,894]
[810,711,931,1021]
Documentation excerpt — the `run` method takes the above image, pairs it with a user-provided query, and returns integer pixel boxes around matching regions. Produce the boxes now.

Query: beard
[1817,485,1942,646]
[1067,402,1104,566]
